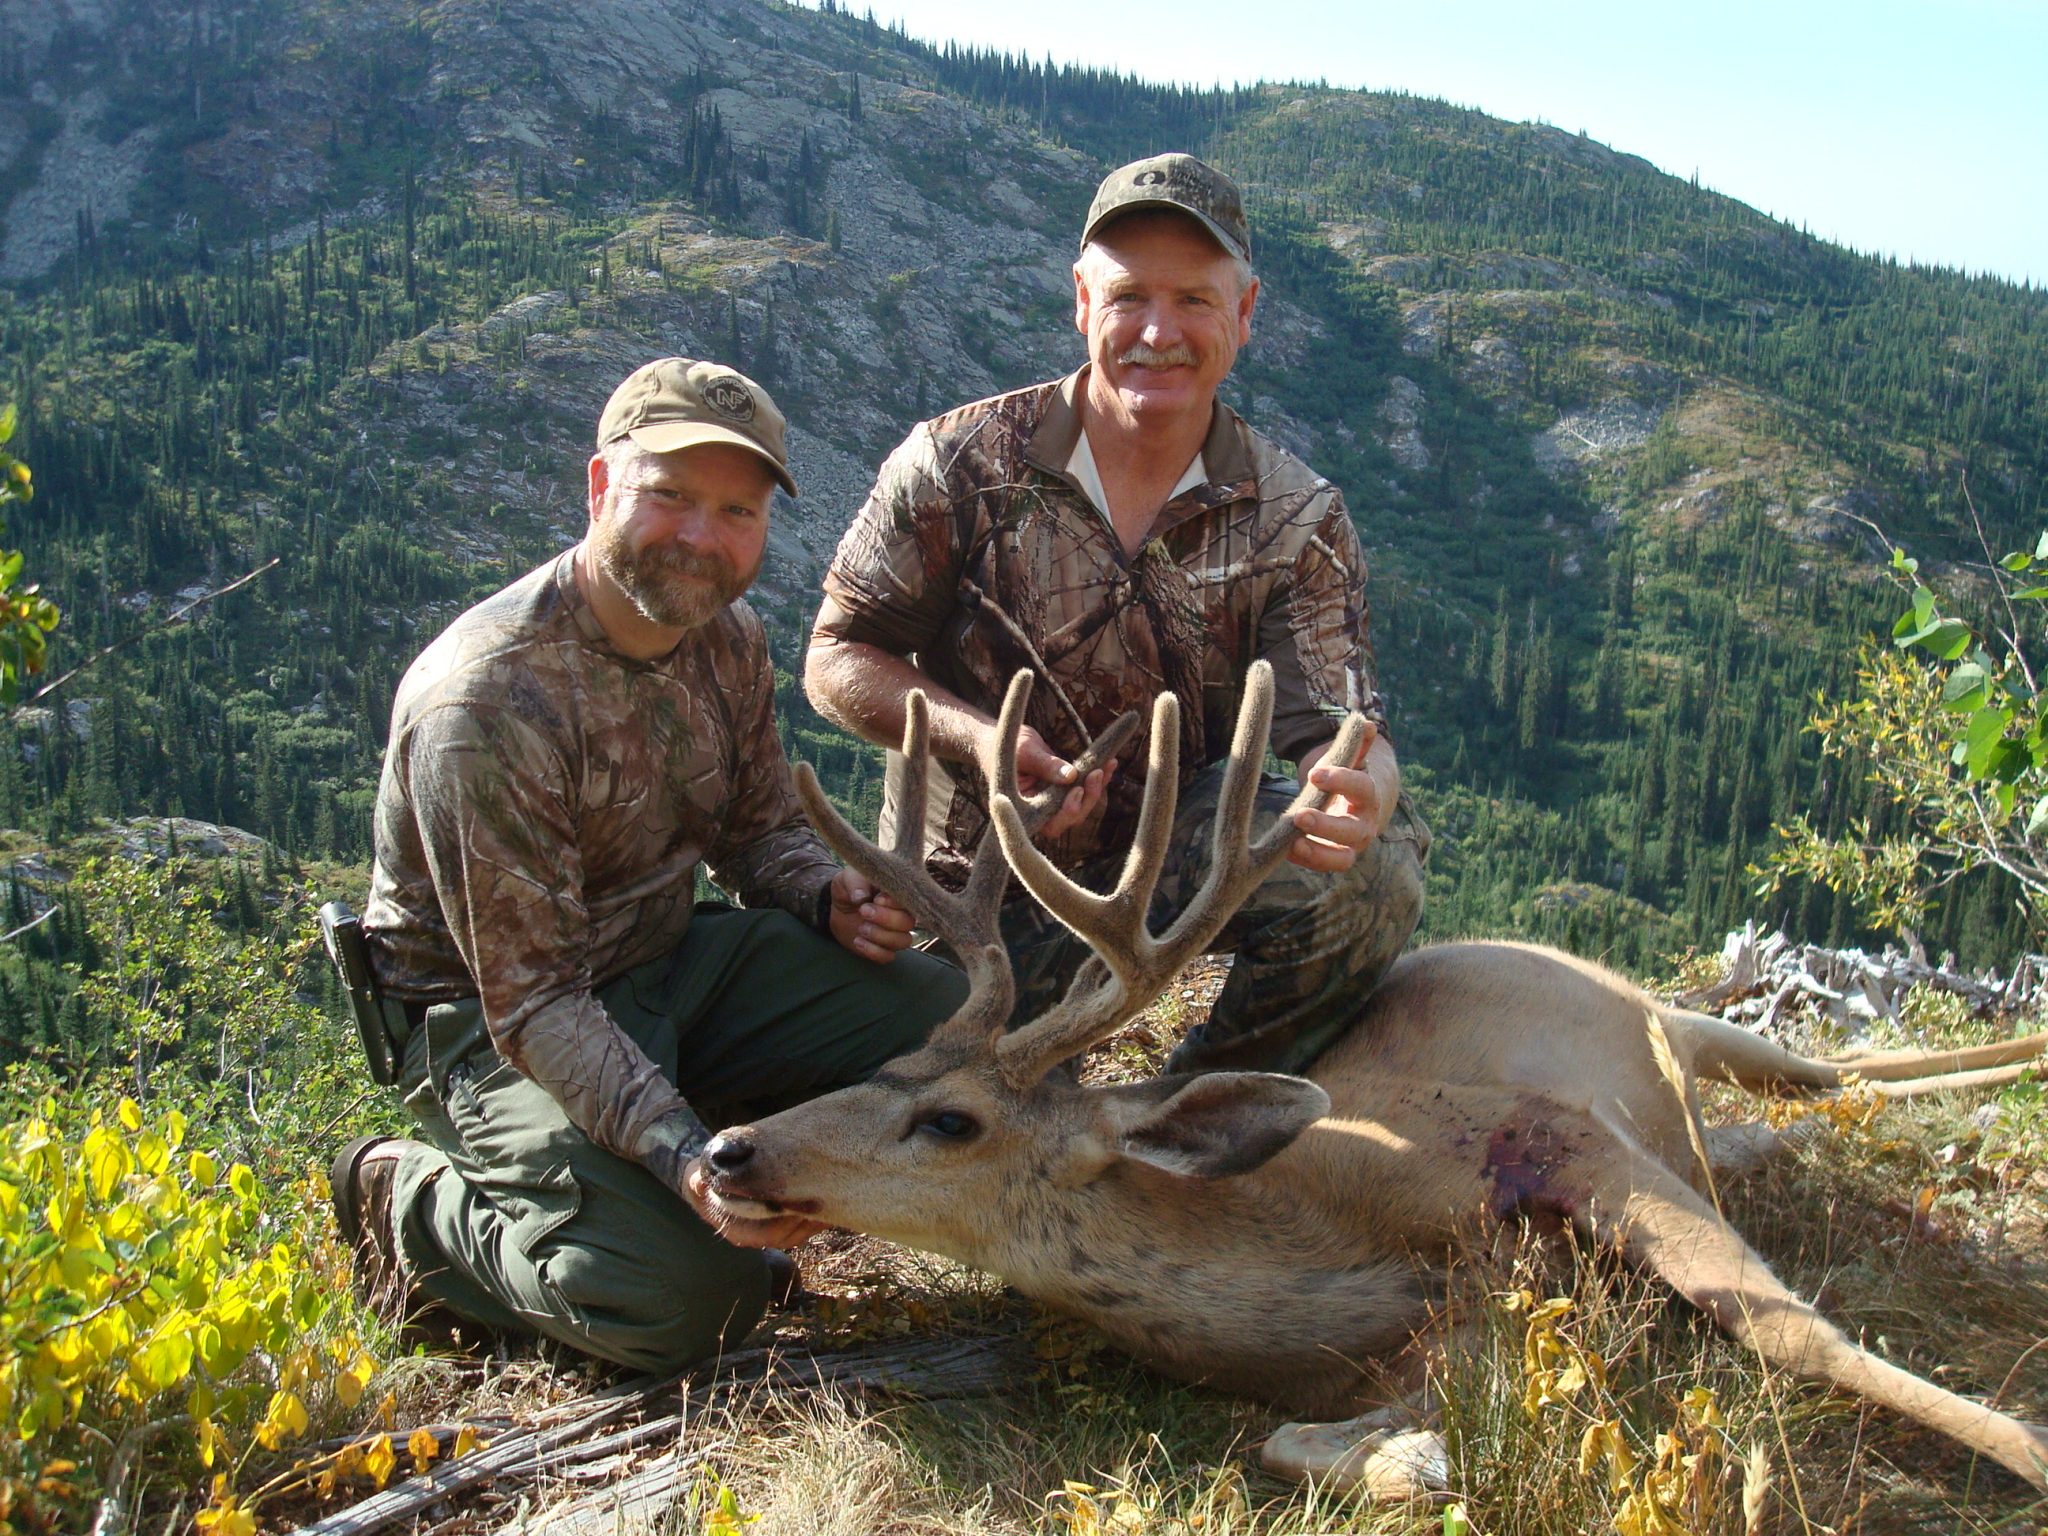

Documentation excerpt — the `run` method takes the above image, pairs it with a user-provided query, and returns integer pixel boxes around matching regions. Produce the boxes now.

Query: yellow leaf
[189,1151,219,1187]
[136,1131,170,1177]
[228,1164,257,1202]
[1681,1385,1724,1428]
[255,1389,309,1451]
[364,1433,396,1489]
[84,1126,131,1200]
[117,1099,142,1132]
[1579,1418,1637,1496]
[195,1416,230,1470]
[452,1425,485,1458]
[408,1426,441,1472]
[334,1352,376,1409]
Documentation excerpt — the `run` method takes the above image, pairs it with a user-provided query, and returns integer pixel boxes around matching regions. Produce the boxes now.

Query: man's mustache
[1118,342,1198,368]
[641,543,737,586]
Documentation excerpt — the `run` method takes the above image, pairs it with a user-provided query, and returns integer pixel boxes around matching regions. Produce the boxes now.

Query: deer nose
[705,1130,755,1175]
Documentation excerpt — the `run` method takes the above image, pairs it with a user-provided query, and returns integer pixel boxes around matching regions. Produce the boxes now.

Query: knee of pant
[538,1238,769,1372]
[891,947,971,1021]
[1335,828,1427,910]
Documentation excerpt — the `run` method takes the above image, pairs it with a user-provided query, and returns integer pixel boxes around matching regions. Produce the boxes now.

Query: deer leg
[1674,1010,2048,1096]
[1260,1395,1447,1500]
[1580,1142,2048,1490]
[1700,1119,1797,1177]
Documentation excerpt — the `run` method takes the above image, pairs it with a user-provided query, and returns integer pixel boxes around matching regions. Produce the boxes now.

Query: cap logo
[702,376,756,422]
[1134,168,1168,187]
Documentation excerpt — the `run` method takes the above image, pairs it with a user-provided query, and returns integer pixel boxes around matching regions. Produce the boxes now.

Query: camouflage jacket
[817,368,1380,872]
[363,551,839,1180]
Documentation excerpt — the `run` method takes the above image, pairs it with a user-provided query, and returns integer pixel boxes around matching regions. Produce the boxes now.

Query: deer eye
[917,1110,981,1142]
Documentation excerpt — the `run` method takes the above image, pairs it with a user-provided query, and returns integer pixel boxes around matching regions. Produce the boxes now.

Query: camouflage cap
[596,357,797,496]
[1081,152,1250,263]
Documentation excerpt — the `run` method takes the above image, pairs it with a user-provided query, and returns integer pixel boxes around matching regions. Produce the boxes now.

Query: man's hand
[1290,723,1387,873]
[683,1158,826,1249]
[1014,725,1118,841]
[826,867,918,963]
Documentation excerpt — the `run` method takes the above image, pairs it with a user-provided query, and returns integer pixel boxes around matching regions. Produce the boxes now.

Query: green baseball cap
[1081,152,1251,263]
[596,357,797,496]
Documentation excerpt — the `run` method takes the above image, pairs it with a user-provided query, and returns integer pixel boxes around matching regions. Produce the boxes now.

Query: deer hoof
[1260,1416,1448,1499]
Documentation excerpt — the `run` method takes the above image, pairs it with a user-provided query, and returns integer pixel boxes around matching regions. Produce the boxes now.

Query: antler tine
[793,703,1015,1016]
[987,690,1180,953]
[886,689,932,865]
[794,677,1149,1049]
[987,689,1188,1086]
[959,671,1146,918]
[991,661,1374,1087]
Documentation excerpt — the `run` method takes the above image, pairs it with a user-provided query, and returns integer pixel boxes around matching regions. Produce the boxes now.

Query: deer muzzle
[701,1128,820,1218]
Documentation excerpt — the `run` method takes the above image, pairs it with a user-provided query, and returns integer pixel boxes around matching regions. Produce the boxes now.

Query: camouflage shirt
[817,368,1380,872]
[364,551,839,1181]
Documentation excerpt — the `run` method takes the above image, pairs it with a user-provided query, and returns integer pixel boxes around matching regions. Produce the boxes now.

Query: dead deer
[699,663,2048,1498]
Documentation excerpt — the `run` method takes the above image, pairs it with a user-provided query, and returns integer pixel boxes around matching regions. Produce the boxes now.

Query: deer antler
[987,660,1370,1088]
[793,674,1142,1041]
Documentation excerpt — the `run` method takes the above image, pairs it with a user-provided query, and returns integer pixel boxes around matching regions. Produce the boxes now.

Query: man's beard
[594,520,755,632]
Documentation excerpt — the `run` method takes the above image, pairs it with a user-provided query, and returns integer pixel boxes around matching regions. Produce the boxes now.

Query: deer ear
[1100,1073,1330,1180]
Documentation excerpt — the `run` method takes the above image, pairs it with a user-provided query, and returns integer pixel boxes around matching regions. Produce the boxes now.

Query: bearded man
[334,358,966,1370]
[806,154,1429,1074]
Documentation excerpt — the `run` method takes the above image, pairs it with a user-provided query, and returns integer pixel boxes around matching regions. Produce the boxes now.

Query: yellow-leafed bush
[0,1098,373,1533]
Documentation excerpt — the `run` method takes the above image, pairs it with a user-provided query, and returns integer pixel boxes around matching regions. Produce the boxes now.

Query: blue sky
[834,0,2044,285]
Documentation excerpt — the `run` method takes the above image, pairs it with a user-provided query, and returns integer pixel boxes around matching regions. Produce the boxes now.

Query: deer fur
[704,666,2048,1497]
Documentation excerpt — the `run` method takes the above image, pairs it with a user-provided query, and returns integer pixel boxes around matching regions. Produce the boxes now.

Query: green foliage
[1768,530,2048,939]
[0,1095,374,1534]
[0,408,60,708]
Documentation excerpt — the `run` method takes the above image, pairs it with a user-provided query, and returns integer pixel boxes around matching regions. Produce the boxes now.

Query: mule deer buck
[700,663,2048,1497]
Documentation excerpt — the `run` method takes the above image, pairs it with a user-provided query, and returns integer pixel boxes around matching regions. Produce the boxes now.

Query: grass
[100,966,2048,1534]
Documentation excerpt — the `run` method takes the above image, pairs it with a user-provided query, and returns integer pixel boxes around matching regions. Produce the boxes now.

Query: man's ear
[1073,260,1093,336]
[1093,1072,1329,1180]
[1236,274,1260,345]
[586,451,609,526]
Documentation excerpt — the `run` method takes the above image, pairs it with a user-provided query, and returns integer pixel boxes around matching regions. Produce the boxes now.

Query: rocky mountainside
[2,0,2044,976]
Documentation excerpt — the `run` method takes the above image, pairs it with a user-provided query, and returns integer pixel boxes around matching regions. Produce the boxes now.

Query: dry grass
[281,969,2048,1535]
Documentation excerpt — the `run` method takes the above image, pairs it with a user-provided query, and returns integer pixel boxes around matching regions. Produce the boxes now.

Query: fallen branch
[292,1382,665,1535]
[0,904,57,944]
[29,557,281,704]
[496,1445,719,1536]
[299,1334,1017,1534]
[89,1415,186,1536]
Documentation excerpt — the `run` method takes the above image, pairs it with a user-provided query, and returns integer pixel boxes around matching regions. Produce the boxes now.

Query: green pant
[386,907,968,1373]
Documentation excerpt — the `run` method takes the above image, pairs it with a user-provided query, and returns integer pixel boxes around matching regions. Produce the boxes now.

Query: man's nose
[1139,303,1182,343]
[666,504,716,544]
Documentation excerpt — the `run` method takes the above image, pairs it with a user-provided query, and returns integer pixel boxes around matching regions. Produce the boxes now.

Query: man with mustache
[806,154,1429,1073]
[335,359,967,1369]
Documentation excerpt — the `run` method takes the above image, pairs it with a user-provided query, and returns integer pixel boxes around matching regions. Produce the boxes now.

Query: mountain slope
[2,0,2043,1048]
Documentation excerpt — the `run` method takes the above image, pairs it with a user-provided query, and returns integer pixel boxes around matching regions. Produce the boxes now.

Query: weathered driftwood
[489,1447,719,1535]
[293,1385,658,1536]
[299,1335,1015,1534]
[88,1415,185,1536]
[1676,921,2048,1038]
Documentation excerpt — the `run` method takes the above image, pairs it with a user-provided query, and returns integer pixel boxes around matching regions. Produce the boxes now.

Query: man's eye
[726,504,759,519]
